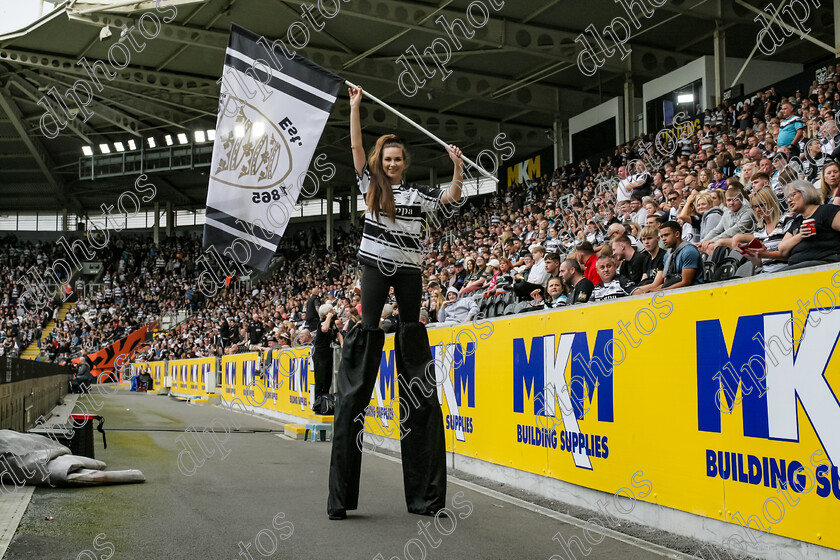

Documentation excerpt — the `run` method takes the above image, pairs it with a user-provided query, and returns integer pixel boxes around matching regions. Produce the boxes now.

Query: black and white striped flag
[203,24,342,272]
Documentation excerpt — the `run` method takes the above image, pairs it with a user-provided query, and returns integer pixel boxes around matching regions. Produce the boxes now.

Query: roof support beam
[0,86,82,213]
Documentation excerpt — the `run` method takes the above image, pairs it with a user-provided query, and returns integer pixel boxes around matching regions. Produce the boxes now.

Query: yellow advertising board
[130,360,165,390]
[168,357,214,397]
[220,348,326,421]
[130,266,840,550]
[360,267,840,550]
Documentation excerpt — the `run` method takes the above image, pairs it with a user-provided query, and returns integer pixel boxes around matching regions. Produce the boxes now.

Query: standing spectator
[312,303,337,414]
[575,241,602,285]
[611,235,645,284]
[637,226,665,287]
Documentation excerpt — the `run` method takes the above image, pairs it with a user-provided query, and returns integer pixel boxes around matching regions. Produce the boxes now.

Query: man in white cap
[438,287,478,325]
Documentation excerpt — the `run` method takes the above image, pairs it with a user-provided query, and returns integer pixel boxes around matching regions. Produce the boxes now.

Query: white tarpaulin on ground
[0,430,144,488]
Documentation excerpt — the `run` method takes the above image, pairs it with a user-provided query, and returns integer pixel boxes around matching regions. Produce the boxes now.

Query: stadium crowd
[10,69,840,363]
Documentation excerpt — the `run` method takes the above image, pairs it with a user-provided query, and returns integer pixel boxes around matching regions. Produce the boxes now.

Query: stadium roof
[0,0,834,215]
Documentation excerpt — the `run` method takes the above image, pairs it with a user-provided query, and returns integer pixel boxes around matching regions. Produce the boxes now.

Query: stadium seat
[733,261,755,278]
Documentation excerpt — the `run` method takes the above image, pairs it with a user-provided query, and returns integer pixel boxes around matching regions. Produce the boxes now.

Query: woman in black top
[328,86,464,520]
[778,181,840,270]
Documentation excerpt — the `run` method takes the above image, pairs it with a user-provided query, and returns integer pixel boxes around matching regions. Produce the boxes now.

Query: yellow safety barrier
[131,266,840,550]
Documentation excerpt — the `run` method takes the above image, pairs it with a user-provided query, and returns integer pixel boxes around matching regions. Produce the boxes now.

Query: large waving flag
[204,24,342,271]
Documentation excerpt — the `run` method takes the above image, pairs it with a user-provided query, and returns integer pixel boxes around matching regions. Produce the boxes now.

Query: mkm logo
[513,330,614,469]
[506,155,541,187]
[697,310,840,466]
[372,342,475,441]
[288,357,309,411]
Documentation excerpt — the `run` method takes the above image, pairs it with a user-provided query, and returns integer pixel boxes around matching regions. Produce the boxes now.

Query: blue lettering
[454,343,475,407]
[570,330,614,422]
[513,337,544,415]
[696,316,768,437]
[379,350,395,399]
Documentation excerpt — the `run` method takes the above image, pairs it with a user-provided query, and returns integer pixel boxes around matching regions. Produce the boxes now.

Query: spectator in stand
[734,187,790,274]
[698,184,757,253]
[461,256,489,295]
[514,246,548,300]
[611,235,645,284]
[438,287,478,325]
[558,258,594,305]
[312,303,337,414]
[530,277,566,308]
[778,181,840,270]
[591,255,636,301]
[486,258,515,295]
[817,161,840,204]
[636,221,705,293]
[575,241,602,285]
[380,303,397,333]
[452,260,467,291]
[637,225,665,287]
[778,102,805,154]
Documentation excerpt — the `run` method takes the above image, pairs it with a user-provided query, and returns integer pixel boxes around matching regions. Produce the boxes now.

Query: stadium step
[20,301,76,360]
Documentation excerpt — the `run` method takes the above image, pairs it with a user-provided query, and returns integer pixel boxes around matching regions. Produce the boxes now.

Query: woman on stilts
[327,85,464,520]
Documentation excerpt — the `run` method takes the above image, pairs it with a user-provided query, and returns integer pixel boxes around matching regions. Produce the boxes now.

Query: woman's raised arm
[349,86,366,176]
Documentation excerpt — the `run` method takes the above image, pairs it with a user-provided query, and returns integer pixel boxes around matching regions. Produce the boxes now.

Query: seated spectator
[381,304,397,333]
[486,258,515,294]
[514,246,556,300]
[438,287,478,325]
[531,276,567,308]
[558,258,594,305]
[71,357,95,394]
[636,221,705,293]
[734,187,790,274]
[816,161,840,204]
[611,235,645,284]
[461,256,489,295]
[683,191,723,240]
[137,366,154,391]
[778,181,840,270]
[637,226,665,286]
[591,255,636,301]
[698,184,757,253]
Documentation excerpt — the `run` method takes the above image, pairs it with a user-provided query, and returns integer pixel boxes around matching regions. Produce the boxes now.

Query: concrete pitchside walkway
[1,390,702,560]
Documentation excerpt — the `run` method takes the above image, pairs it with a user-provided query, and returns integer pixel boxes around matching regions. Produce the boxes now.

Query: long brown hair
[819,161,840,202]
[366,134,409,221]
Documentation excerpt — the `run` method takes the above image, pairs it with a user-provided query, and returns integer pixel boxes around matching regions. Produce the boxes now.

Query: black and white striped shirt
[357,164,444,272]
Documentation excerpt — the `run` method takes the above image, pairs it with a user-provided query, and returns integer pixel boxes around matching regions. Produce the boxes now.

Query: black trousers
[328,265,446,517]
[359,265,422,325]
[311,343,333,398]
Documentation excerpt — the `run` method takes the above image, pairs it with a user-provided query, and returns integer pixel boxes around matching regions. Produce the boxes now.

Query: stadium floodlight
[253,121,265,137]
[99,144,111,154]
[234,124,244,138]
[206,129,216,141]
[165,135,173,146]
[127,139,137,150]
[82,146,93,156]
[677,94,694,103]
[194,130,206,143]
[177,133,188,145]
[147,137,156,148]
[114,142,125,152]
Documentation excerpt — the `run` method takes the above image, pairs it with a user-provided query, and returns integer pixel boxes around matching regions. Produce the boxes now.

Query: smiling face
[382,146,406,183]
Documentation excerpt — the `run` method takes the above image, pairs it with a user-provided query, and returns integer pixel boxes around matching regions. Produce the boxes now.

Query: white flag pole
[344,79,499,184]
